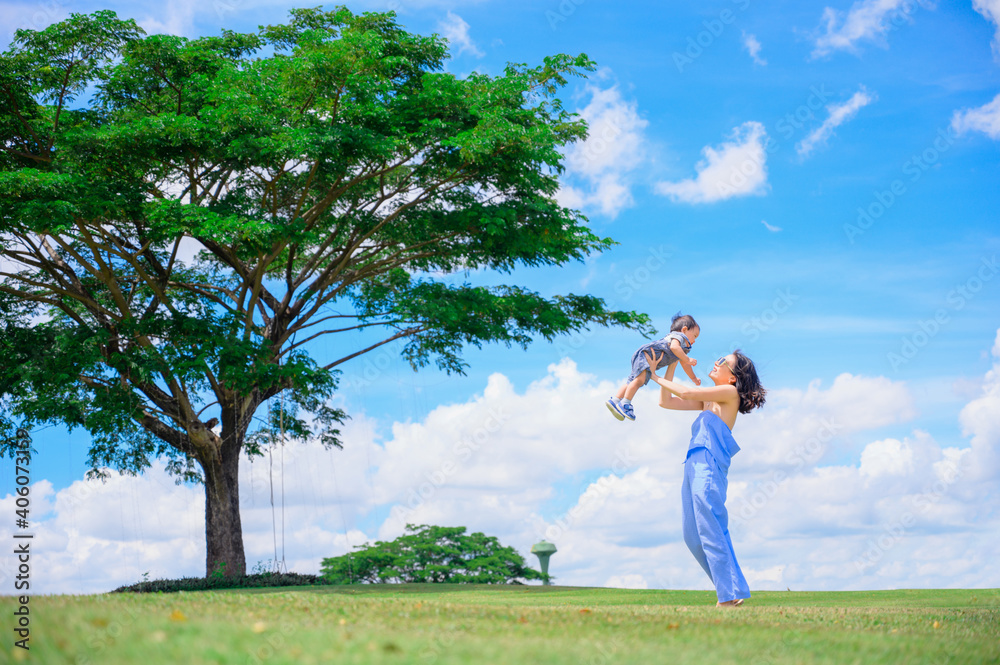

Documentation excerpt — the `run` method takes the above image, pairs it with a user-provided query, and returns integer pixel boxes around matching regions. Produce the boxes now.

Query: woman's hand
[644,350,663,372]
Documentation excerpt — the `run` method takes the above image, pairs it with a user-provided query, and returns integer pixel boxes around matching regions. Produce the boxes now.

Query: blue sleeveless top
[685,411,740,473]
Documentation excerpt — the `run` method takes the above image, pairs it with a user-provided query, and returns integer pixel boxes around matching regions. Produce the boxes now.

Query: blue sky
[2,0,1000,594]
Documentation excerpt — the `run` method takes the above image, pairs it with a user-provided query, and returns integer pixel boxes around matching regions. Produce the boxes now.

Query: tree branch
[322,326,422,371]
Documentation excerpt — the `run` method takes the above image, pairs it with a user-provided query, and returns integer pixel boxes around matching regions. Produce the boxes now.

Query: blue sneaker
[620,402,635,421]
[606,398,625,421]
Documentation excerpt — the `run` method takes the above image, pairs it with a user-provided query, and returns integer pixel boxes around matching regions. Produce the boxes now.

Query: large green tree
[0,8,651,577]
[321,524,547,584]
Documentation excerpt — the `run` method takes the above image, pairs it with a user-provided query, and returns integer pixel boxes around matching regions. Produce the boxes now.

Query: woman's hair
[731,350,766,414]
[670,312,697,332]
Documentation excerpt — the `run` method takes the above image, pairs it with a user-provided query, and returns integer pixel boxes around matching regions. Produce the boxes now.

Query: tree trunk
[200,419,246,578]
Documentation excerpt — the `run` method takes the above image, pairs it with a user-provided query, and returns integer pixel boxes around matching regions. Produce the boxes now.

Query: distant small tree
[321,524,547,584]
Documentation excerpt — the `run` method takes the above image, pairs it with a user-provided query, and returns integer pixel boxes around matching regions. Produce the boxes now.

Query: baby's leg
[622,373,648,400]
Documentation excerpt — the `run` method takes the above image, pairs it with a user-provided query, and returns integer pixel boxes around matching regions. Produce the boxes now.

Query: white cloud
[860,438,915,477]
[951,93,1000,140]
[735,372,918,472]
[973,0,1000,58]
[136,0,202,37]
[438,11,483,58]
[742,32,766,65]
[8,329,1000,595]
[956,329,1000,479]
[174,236,208,266]
[812,0,926,57]
[761,220,782,232]
[796,87,876,158]
[605,573,649,589]
[556,81,650,219]
[746,565,785,587]
[0,411,388,593]
[654,121,769,204]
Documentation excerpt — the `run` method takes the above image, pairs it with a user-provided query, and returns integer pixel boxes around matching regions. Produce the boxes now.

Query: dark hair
[731,349,766,414]
[670,313,698,333]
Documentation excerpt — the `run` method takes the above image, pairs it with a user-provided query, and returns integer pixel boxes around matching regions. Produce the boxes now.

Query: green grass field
[4,586,998,664]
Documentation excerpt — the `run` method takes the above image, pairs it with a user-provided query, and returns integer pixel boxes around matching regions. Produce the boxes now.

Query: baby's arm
[669,339,701,386]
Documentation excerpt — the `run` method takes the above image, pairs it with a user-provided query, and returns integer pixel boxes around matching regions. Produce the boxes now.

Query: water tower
[530,541,557,585]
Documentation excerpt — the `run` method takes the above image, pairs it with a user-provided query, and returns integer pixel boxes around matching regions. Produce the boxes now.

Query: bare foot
[717,599,744,608]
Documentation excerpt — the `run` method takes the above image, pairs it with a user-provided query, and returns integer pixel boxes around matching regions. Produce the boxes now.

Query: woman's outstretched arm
[654,355,704,411]
[647,352,738,410]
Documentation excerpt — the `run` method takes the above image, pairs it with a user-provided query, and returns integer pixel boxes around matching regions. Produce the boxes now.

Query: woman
[644,349,766,607]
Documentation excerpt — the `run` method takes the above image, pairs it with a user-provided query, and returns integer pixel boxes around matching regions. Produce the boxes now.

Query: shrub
[112,572,325,593]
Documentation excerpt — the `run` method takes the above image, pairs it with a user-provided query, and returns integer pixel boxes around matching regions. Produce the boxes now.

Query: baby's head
[670,313,699,343]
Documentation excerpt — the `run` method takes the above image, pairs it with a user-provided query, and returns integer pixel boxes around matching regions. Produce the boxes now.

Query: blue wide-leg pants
[682,448,751,603]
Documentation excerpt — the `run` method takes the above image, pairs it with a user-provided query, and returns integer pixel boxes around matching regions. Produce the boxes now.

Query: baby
[607,313,700,421]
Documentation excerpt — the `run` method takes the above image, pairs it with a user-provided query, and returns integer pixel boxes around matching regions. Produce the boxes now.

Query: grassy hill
[4,586,998,664]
